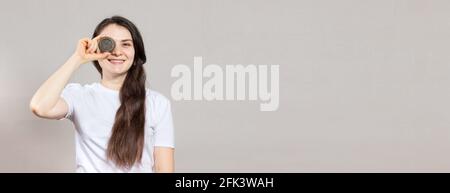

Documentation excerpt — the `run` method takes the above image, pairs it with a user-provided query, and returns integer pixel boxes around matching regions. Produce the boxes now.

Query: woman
[29,16,174,173]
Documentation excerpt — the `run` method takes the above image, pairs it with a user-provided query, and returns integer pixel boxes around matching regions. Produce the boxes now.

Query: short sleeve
[60,83,82,121]
[153,96,175,148]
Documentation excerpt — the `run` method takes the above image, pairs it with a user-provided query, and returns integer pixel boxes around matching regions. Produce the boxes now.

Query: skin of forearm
[30,54,81,114]
[154,148,175,173]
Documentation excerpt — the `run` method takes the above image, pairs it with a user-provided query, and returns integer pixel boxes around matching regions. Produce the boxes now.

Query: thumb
[94,52,110,60]
[100,52,111,59]
[86,52,110,61]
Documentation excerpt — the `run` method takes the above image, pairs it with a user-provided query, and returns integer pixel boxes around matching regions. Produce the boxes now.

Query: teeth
[108,59,125,64]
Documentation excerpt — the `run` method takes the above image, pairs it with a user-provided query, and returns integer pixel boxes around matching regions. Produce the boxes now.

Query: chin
[108,67,131,75]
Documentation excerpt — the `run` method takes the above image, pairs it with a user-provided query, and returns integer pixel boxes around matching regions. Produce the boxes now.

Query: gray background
[1,0,450,172]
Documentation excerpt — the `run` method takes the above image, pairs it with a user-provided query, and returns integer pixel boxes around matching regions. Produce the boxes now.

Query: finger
[87,39,97,54]
[92,35,108,53]
[92,38,100,51]
[79,38,90,44]
[89,41,98,53]
[100,52,111,59]
[89,52,110,61]
[92,34,107,42]
[78,39,90,53]
[85,40,92,53]
[79,38,89,48]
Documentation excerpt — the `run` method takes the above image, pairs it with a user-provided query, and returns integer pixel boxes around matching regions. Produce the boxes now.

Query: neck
[101,73,127,91]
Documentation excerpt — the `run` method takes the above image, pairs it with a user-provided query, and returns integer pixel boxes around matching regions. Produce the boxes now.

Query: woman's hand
[72,36,110,65]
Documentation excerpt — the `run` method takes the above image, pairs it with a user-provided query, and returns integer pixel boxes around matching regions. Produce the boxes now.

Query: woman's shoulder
[146,89,171,105]
[62,83,113,97]
[64,82,98,90]
[64,83,83,90]
[62,83,90,94]
[145,89,172,119]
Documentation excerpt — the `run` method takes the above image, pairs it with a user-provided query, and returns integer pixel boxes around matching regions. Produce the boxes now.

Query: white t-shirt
[60,82,175,173]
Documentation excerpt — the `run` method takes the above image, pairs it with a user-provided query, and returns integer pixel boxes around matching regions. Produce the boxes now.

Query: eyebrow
[121,39,133,42]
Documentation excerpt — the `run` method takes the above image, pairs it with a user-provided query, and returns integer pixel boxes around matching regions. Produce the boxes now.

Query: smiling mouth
[107,59,126,64]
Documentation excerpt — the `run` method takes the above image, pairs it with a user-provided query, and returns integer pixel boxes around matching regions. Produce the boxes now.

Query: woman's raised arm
[29,37,109,119]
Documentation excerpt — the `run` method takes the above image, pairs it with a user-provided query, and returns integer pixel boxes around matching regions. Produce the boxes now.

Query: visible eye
[122,43,132,47]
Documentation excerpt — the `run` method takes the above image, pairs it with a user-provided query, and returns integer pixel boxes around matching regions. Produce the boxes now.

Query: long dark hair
[92,16,147,169]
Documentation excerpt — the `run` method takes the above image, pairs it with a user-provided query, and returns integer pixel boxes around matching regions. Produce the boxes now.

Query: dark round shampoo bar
[98,37,115,53]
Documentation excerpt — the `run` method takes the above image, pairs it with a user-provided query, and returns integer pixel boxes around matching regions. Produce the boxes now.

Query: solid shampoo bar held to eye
[98,37,115,53]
